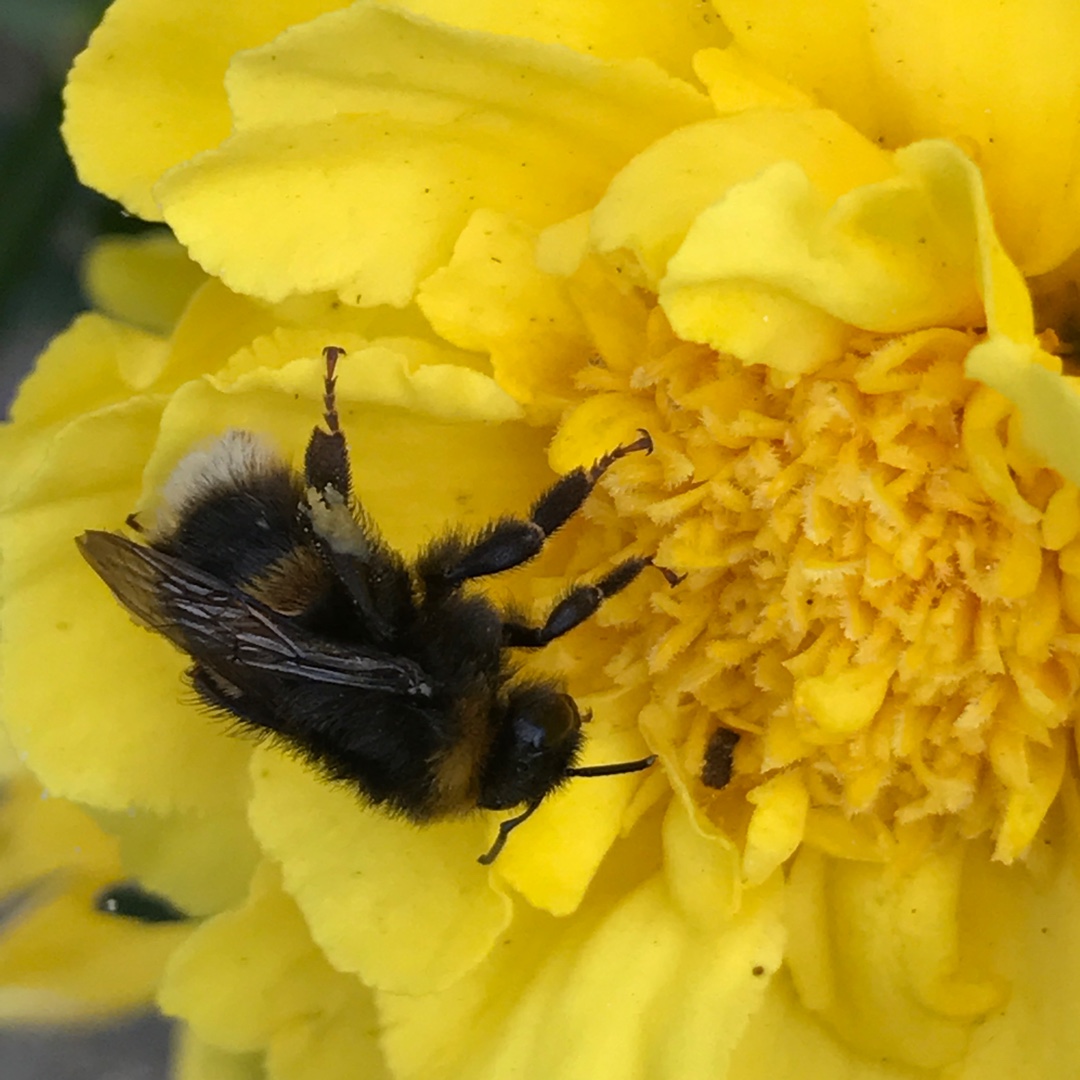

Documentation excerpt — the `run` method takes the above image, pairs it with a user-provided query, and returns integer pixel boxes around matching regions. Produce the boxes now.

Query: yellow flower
[0,737,190,1021]
[2,0,1080,1076]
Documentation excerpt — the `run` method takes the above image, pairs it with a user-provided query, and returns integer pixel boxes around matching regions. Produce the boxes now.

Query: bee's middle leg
[502,556,653,646]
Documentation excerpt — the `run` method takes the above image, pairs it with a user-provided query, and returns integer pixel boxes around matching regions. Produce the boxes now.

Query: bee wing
[77,530,433,698]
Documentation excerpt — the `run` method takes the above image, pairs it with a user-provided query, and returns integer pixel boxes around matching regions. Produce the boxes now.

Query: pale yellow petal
[717,0,1080,274]
[84,232,208,334]
[945,798,1080,1078]
[175,1028,264,1080]
[247,749,512,995]
[661,141,985,375]
[379,801,784,1080]
[160,863,360,1052]
[784,842,1007,1070]
[92,804,260,917]
[62,0,347,219]
[0,398,253,815]
[157,4,710,306]
[418,210,590,419]
[592,109,895,289]
[401,0,729,82]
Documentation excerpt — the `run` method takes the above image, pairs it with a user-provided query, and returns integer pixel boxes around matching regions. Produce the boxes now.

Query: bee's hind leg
[426,431,653,590]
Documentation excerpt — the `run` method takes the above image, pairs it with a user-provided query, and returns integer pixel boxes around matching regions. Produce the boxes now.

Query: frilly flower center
[549,302,1078,869]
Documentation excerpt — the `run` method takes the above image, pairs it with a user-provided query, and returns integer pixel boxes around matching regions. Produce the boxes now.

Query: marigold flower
[4,1,1080,1077]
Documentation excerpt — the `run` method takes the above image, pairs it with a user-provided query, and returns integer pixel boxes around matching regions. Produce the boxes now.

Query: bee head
[477,685,584,811]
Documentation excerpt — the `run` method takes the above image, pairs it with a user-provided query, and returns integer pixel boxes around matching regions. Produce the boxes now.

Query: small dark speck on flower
[752,965,765,976]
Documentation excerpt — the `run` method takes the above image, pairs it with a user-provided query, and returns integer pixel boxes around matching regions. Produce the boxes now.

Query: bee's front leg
[427,431,653,589]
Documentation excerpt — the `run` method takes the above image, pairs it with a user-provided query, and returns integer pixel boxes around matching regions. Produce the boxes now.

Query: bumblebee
[78,347,661,864]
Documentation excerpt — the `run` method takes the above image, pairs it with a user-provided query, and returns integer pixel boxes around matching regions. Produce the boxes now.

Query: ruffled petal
[160,863,381,1068]
[84,232,208,334]
[961,170,1080,489]
[0,375,254,815]
[728,975,923,1080]
[248,749,512,995]
[715,0,1080,275]
[175,1028,264,1080]
[0,776,190,1021]
[660,140,986,376]
[62,0,348,219]
[418,210,591,419]
[945,793,1080,1078]
[592,109,894,289]
[401,0,729,82]
[378,800,784,1080]
[784,837,1009,1070]
[156,3,710,306]
[265,986,389,1080]
[92,804,261,917]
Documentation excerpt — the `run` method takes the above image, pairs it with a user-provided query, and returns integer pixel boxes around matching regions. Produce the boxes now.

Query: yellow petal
[0,393,253,814]
[160,862,363,1053]
[743,770,809,886]
[92,804,261,917]
[218,335,520,425]
[493,708,655,916]
[379,801,785,1080]
[692,46,815,115]
[62,0,347,219]
[729,975,926,1080]
[4,314,167,434]
[157,4,710,306]
[661,140,986,375]
[711,0,881,134]
[593,108,894,288]
[400,0,730,83]
[0,775,119,897]
[175,1028,264,1080]
[717,0,1080,275]
[84,232,208,334]
[247,749,512,995]
[784,841,1007,1070]
[418,210,590,419]
[947,796,1080,1078]
[266,985,389,1080]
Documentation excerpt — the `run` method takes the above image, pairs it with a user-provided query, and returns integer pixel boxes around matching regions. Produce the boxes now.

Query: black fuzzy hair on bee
[78,347,662,863]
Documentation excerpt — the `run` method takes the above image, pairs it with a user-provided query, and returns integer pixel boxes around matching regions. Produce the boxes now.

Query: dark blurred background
[0,0,150,411]
[0,0,172,1076]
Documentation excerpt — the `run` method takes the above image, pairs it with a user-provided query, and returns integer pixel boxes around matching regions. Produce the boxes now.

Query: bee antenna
[477,799,543,865]
[565,754,656,779]
[321,345,345,434]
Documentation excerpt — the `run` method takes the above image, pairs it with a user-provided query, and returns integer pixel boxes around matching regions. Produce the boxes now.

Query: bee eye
[514,693,579,751]
[478,689,584,811]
